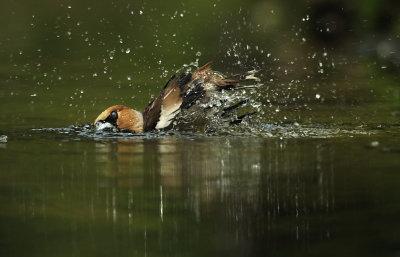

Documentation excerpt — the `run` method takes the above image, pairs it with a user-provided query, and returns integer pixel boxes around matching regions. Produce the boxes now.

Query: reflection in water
[88,137,336,254]
[2,134,400,256]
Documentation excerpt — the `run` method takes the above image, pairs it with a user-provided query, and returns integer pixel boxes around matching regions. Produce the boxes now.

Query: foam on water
[31,122,377,141]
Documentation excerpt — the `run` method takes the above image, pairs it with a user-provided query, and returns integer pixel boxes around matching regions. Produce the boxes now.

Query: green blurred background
[1,0,399,129]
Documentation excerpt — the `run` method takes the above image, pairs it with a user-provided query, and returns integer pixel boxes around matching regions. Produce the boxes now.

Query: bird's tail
[219,69,262,90]
[194,62,262,90]
[224,69,261,83]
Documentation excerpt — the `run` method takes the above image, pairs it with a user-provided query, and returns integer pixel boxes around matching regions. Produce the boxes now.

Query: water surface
[1,125,400,256]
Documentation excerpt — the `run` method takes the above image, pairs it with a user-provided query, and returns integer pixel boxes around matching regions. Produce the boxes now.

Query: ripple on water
[30,122,376,141]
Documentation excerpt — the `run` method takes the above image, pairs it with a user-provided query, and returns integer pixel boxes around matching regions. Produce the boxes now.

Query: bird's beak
[93,106,120,131]
[94,120,116,131]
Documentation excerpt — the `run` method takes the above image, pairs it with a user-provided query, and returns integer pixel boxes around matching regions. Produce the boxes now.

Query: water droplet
[139,10,143,15]
[0,135,7,143]
[109,50,115,60]
[370,141,379,147]
[196,51,202,57]
[315,94,321,99]
[125,48,130,54]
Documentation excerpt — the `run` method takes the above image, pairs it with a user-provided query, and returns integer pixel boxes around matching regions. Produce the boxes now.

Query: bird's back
[142,62,260,132]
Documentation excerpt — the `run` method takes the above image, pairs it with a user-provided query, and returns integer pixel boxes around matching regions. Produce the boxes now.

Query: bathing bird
[94,62,260,133]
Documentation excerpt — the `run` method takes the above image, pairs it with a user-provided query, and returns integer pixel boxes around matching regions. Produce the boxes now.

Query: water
[1,0,400,256]
[1,127,400,257]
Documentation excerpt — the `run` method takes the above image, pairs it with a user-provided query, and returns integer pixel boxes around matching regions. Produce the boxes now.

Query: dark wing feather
[181,80,205,109]
[143,73,200,131]
[142,75,176,131]
[142,95,163,132]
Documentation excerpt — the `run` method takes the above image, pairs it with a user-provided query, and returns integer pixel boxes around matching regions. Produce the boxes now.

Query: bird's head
[93,105,143,133]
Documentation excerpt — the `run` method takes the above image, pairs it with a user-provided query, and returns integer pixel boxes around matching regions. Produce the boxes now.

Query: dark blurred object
[361,38,400,69]
[308,1,352,45]
[360,0,400,70]
[372,0,400,33]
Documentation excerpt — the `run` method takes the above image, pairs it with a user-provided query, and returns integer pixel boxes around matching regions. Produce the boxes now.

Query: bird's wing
[143,73,194,131]
[143,62,255,132]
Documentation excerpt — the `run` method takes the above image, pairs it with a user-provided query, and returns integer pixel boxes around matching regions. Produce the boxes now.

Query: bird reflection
[94,137,335,245]
[8,136,337,256]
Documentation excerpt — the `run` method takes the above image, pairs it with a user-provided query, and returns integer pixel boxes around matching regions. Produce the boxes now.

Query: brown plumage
[94,62,260,133]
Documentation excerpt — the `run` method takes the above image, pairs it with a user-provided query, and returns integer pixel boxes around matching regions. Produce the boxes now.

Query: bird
[93,62,260,133]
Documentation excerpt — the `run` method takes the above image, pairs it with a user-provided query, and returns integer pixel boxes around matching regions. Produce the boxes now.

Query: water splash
[30,121,376,142]
[0,135,7,143]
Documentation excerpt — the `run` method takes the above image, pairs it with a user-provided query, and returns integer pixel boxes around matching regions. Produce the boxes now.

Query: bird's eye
[109,111,118,120]
[103,111,118,125]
